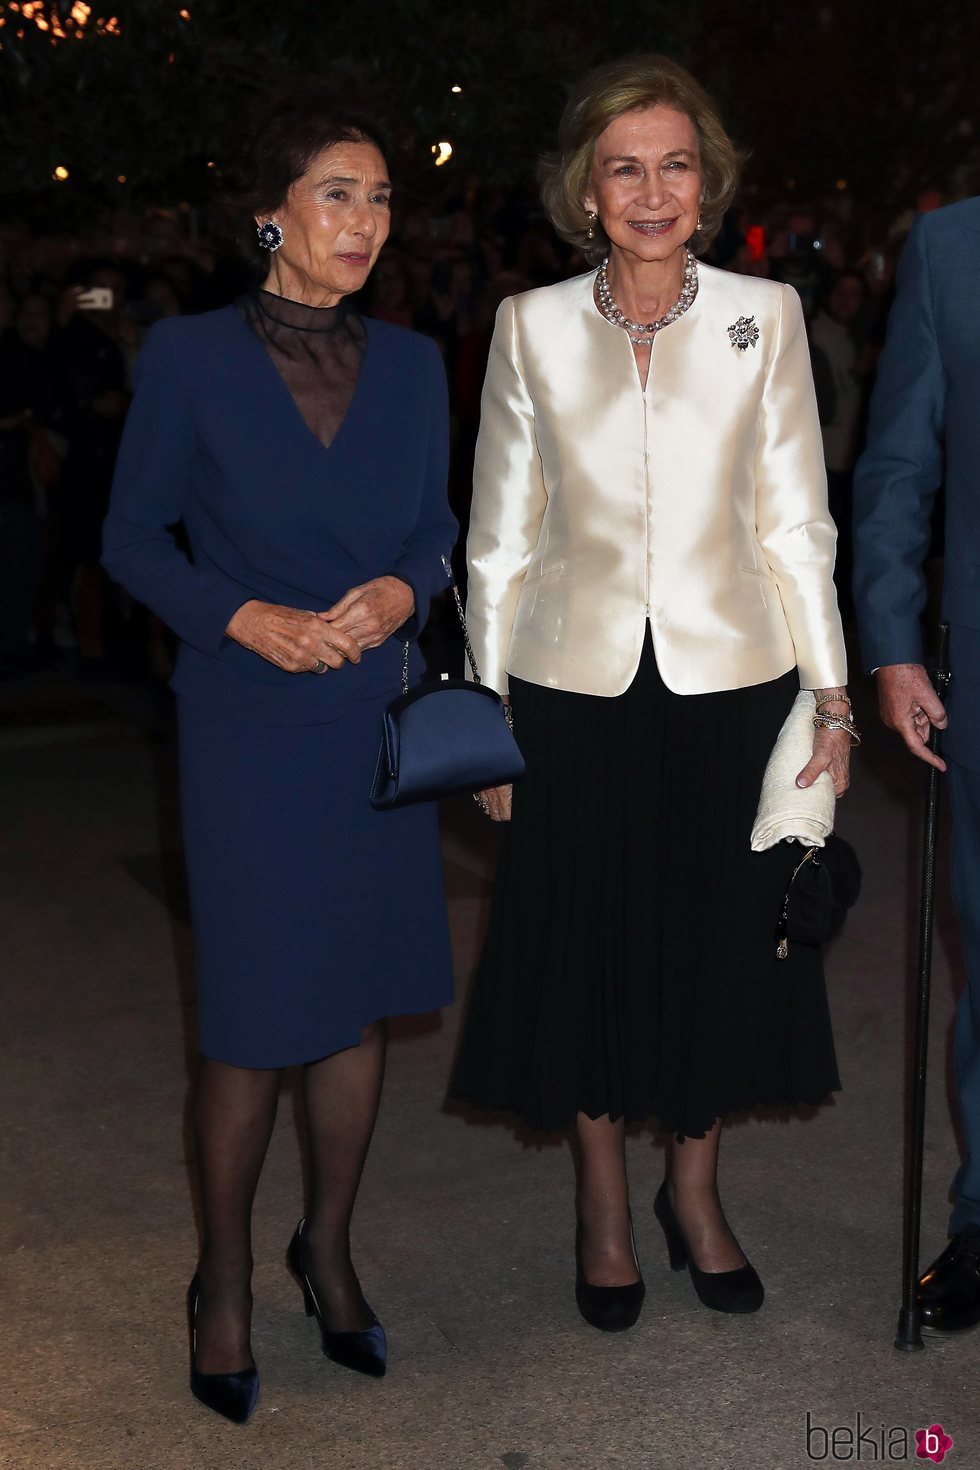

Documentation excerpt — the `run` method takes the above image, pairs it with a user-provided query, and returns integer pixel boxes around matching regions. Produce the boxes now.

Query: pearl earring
[586,211,598,240]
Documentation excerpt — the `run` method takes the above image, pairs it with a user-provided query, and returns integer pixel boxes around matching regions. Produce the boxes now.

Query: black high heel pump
[574,1223,646,1332]
[186,1277,259,1424]
[653,1182,764,1314]
[287,1219,387,1377]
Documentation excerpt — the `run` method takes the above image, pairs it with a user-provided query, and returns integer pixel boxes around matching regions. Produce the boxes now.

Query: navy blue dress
[103,298,457,1067]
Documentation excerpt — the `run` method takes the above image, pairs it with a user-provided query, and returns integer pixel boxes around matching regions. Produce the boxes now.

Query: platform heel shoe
[574,1223,646,1332]
[653,1183,764,1314]
[186,1277,259,1424]
[287,1219,387,1377]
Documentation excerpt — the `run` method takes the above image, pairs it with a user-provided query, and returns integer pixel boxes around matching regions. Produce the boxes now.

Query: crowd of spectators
[0,185,923,684]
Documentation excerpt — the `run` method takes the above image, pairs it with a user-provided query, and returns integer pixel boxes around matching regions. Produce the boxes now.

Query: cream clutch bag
[750,690,836,852]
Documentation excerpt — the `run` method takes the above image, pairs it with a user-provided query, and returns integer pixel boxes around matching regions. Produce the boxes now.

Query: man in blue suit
[854,196,980,1332]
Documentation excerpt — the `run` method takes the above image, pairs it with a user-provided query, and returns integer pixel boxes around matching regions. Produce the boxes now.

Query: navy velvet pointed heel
[187,1277,259,1424]
[287,1219,387,1377]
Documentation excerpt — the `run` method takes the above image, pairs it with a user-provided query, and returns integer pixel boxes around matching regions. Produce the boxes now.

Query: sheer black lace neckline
[253,289,355,334]
[240,289,367,451]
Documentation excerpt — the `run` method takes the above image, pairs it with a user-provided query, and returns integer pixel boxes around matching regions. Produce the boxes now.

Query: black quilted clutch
[775,835,862,958]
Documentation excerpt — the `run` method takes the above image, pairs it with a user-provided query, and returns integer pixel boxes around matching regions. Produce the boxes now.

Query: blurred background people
[0,290,66,675]
[54,263,134,676]
[809,269,872,614]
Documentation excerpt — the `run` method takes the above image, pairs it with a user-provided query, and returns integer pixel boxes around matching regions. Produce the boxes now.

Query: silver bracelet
[813,714,862,746]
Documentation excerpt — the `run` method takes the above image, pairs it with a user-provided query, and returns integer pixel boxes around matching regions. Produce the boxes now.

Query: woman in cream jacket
[450,56,854,1330]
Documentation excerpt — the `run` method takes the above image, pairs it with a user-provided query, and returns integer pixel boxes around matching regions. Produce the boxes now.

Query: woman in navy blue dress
[102,87,456,1423]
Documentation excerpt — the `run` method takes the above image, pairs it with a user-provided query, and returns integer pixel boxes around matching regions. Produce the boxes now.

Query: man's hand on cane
[877,662,949,772]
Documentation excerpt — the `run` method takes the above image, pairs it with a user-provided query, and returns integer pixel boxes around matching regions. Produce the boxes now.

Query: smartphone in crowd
[77,287,114,311]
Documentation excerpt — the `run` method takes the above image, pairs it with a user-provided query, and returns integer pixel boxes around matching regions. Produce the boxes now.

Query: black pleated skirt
[449,633,840,1138]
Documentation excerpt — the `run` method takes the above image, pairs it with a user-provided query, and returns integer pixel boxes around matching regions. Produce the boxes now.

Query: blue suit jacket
[102,306,457,723]
[853,197,980,769]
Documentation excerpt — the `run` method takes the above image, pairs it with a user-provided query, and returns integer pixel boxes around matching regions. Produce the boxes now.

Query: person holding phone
[54,264,134,674]
[450,55,851,1331]
[102,83,456,1422]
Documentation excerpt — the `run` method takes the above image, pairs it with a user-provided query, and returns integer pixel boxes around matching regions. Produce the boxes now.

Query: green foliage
[2,0,978,223]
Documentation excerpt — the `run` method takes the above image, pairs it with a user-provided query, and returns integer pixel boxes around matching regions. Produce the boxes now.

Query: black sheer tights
[573,1113,746,1285]
[192,1022,386,1375]
[300,1019,387,1334]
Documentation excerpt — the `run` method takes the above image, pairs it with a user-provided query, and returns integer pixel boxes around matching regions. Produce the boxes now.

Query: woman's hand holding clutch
[795,687,857,798]
[225,601,362,673]
[795,725,851,798]
[319,576,415,652]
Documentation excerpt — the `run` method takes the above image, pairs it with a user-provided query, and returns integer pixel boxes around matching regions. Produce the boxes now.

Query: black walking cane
[895,622,951,1352]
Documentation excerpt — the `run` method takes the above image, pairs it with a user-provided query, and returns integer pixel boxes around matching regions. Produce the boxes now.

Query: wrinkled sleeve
[101,324,250,655]
[465,297,548,695]
[754,284,847,689]
[852,217,945,670]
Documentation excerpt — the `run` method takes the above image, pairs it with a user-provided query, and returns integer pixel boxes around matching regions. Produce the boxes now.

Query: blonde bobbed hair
[540,54,741,265]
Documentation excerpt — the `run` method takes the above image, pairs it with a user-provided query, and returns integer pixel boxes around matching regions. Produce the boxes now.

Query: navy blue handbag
[370,564,525,810]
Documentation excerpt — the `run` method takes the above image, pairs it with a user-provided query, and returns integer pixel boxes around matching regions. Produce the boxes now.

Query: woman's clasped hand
[226,601,362,672]
[226,575,414,673]
[320,574,415,650]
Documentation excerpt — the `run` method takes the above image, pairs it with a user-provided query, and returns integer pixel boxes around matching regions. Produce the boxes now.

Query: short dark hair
[219,81,391,267]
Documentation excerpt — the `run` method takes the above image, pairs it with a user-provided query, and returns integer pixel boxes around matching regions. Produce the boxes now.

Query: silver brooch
[727,315,760,351]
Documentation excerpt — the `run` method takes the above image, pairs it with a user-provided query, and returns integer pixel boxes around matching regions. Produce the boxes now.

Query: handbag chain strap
[401,556,482,693]
[775,845,818,960]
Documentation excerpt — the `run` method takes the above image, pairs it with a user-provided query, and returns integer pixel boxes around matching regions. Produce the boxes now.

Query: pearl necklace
[596,249,699,345]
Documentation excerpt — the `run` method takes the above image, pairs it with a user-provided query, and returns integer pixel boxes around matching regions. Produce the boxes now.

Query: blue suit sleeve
[388,340,458,639]
[852,216,946,669]
[101,324,251,655]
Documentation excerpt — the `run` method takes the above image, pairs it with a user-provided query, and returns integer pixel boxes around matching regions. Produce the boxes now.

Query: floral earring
[586,211,598,240]
[256,221,284,252]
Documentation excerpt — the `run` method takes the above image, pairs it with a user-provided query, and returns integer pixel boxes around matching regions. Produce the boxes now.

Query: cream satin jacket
[466,263,847,697]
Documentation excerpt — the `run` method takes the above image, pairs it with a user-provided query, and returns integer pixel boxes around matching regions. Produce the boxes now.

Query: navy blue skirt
[178,691,453,1068]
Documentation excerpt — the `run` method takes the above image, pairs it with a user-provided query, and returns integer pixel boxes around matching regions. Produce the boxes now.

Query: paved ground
[1,665,977,1470]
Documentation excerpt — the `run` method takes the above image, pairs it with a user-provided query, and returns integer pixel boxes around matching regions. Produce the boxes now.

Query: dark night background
[4,0,980,224]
